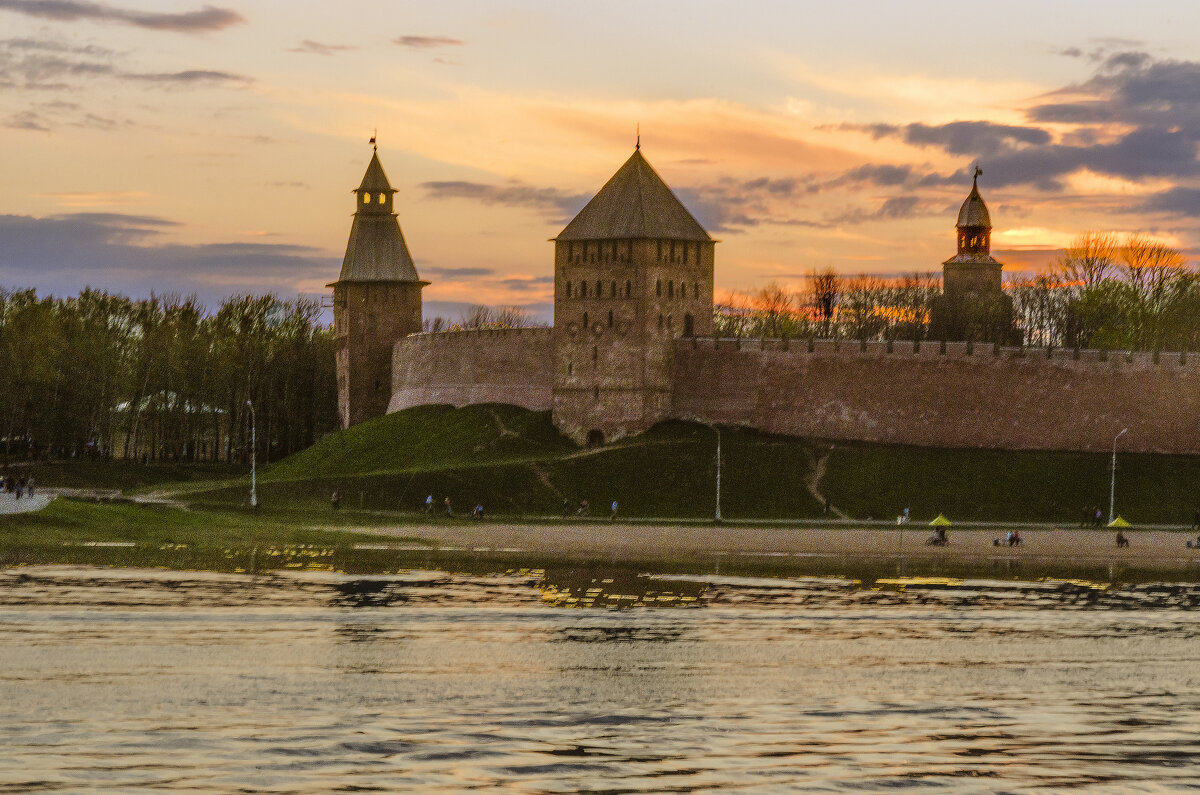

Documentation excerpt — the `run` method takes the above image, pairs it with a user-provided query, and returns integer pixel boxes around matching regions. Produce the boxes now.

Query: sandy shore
[359,521,1200,572]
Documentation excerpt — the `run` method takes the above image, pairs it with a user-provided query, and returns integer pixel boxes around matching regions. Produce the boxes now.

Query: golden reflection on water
[4,567,1200,791]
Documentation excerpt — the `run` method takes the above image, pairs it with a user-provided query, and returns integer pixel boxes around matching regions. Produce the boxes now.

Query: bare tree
[1055,231,1117,288]
[1120,234,1187,301]
[808,268,840,338]
[754,281,794,338]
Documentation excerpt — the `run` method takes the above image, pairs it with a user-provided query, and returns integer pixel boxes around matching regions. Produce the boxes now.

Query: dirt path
[0,491,53,514]
[354,521,1200,572]
[806,451,847,519]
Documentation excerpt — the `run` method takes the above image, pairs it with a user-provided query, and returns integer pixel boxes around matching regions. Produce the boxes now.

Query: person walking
[562,499,571,519]
[609,500,618,520]
[424,494,434,514]
[26,477,33,498]
[331,489,341,510]
[443,497,452,516]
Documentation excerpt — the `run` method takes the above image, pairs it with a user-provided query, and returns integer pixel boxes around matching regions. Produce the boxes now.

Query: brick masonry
[389,327,554,413]
[389,331,1200,453]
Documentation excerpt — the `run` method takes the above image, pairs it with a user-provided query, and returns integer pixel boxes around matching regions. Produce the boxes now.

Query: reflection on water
[2,566,1200,792]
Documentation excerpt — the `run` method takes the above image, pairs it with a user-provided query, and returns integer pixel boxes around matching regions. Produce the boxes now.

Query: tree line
[715,233,1200,351]
[0,289,337,464]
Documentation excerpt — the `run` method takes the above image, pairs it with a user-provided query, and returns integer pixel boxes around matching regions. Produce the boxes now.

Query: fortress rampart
[389,327,554,414]
[389,330,1200,453]
[671,337,1200,454]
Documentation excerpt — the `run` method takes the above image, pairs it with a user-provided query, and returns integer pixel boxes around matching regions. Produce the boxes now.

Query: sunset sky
[4,0,1200,320]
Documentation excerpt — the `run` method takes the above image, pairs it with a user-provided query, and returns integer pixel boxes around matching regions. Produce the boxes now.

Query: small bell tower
[329,144,428,428]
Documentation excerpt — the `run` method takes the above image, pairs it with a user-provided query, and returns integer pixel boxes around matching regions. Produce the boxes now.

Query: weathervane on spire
[973,163,983,180]
[636,123,640,151]
[370,129,377,152]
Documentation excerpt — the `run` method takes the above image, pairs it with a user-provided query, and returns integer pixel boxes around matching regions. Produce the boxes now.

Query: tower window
[656,279,662,297]
[378,193,386,204]
[694,282,699,299]
[583,312,589,329]
[362,193,369,204]
[610,281,616,297]
[592,345,598,363]
[668,281,674,298]
[695,245,701,265]
[657,241,662,261]
[611,241,618,261]
[625,280,632,298]
[566,281,572,298]
[595,280,602,296]
[567,241,574,261]
[658,314,664,330]
[567,362,573,375]
[684,313,694,337]
[593,386,600,401]
[581,282,587,298]
[607,310,613,327]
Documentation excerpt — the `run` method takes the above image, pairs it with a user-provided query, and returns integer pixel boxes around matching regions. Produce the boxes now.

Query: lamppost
[246,399,257,509]
[713,424,722,524]
[1109,427,1127,524]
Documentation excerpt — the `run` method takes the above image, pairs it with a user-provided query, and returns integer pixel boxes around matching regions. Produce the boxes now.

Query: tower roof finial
[370,129,377,152]
[636,123,640,151]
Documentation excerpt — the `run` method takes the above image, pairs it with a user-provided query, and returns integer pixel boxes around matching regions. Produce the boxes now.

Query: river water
[2,566,1200,793]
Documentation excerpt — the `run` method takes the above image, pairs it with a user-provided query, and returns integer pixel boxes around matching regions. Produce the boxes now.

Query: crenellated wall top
[675,336,1200,372]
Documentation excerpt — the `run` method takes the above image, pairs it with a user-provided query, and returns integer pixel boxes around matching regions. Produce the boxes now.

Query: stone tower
[930,169,1014,342]
[552,146,715,445]
[329,149,427,428]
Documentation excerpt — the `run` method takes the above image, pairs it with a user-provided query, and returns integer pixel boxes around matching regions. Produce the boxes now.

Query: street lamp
[1109,427,1127,524]
[713,424,722,523]
[246,399,257,509]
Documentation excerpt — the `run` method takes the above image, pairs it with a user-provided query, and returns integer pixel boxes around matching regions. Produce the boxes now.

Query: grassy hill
[190,407,825,519]
[26,403,1200,524]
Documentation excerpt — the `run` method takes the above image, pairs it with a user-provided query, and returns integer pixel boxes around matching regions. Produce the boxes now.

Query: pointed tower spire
[337,149,420,282]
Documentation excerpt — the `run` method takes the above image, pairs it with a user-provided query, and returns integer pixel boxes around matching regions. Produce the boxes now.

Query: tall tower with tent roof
[551,144,715,445]
[329,147,428,428]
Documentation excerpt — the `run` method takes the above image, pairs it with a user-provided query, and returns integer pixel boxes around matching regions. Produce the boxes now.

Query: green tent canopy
[1107,516,1131,528]
[929,514,952,526]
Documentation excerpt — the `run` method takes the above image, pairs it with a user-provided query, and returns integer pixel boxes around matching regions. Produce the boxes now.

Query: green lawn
[16,403,1200,524]
[823,443,1200,525]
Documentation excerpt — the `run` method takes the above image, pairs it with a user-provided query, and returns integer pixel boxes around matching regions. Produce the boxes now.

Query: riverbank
[352,520,1200,575]
[5,496,1200,581]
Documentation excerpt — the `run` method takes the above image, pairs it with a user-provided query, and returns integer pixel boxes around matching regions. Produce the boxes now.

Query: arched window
[595,280,602,296]
[625,280,632,298]
[683,313,694,337]
[668,281,674,298]
[567,362,573,375]
[657,241,663,261]
[592,387,600,401]
[378,193,386,204]
[566,281,572,298]
[607,310,613,327]
[610,281,616,297]
[582,312,588,329]
[694,282,699,299]
[658,314,664,329]
[362,193,370,204]
[592,345,598,363]
[667,314,674,331]
[611,241,619,261]
[581,282,587,298]
[656,279,661,297]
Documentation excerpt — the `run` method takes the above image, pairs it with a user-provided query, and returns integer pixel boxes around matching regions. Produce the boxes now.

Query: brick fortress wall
[671,338,1200,454]
[389,328,554,414]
